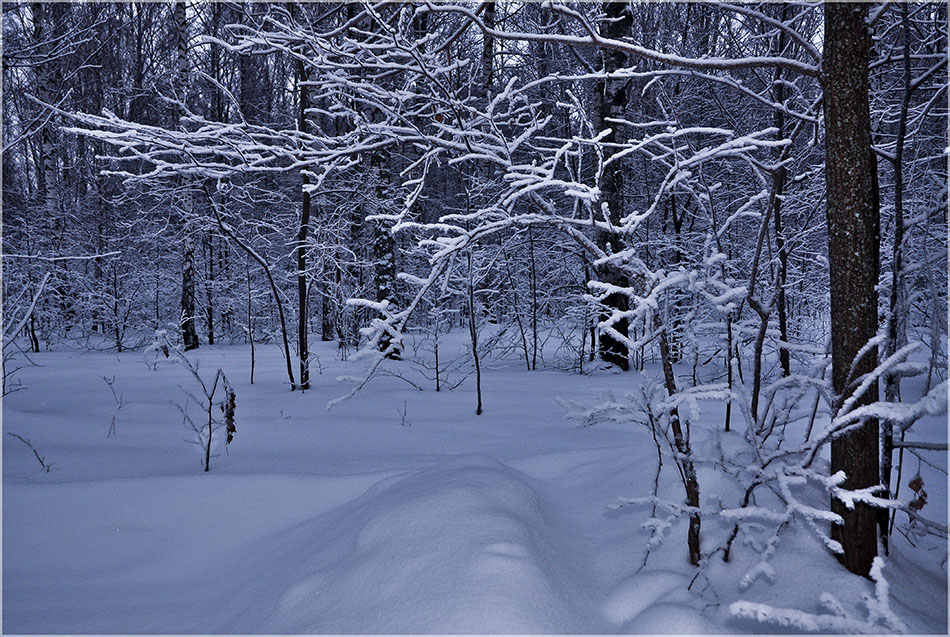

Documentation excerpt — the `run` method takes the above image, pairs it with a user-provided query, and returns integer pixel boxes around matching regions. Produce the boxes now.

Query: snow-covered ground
[3,332,947,633]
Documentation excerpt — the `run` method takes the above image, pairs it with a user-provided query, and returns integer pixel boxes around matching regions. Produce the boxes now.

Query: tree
[19,1,944,582]
[591,2,632,370]
[823,2,881,578]
[173,1,199,351]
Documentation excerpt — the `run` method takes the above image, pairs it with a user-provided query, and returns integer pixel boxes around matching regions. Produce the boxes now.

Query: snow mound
[241,454,592,634]
[626,601,719,633]
[604,570,688,626]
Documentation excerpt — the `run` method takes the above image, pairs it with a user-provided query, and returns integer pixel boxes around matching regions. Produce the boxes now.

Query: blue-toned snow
[3,330,946,633]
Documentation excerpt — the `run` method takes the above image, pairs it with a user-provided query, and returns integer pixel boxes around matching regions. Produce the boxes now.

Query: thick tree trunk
[34,2,75,331]
[823,2,881,578]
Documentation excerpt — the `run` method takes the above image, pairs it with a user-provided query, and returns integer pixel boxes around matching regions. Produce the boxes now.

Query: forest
[2,1,948,633]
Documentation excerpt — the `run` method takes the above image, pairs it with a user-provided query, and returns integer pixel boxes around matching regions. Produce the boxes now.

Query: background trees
[3,1,947,577]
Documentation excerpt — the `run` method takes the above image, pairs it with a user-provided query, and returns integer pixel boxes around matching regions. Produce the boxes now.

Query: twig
[6,432,52,472]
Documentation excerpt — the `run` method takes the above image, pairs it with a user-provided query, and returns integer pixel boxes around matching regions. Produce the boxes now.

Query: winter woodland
[2,1,948,633]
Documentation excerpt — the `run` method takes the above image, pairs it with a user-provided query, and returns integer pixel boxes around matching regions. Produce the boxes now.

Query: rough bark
[823,2,881,578]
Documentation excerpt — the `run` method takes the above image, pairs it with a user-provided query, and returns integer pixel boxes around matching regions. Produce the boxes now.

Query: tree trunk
[823,2,881,578]
[246,258,255,385]
[174,1,199,351]
[771,6,792,378]
[592,2,632,370]
[881,3,914,554]
[468,249,483,416]
[321,273,336,342]
[528,225,538,370]
[181,227,199,351]
[205,234,215,346]
[372,156,400,360]
[297,58,311,389]
[480,2,495,99]
[655,313,701,565]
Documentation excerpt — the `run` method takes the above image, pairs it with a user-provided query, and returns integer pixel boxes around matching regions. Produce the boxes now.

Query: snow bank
[2,473,389,633]
[237,454,594,633]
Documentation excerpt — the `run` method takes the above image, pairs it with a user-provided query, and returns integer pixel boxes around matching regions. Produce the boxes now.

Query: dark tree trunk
[480,2,495,98]
[528,225,538,370]
[592,2,632,370]
[181,230,199,351]
[823,2,881,578]
[206,234,215,346]
[246,258,255,385]
[882,4,915,553]
[175,1,199,351]
[771,89,791,377]
[206,186,296,390]
[655,313,701,565]
[297,58,311,389]
[468,249,483,416]
[372,154,399,359]
[321,273,336,342]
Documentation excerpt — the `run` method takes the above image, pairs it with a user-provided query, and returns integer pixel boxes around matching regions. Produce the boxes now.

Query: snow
[3,333,947,633]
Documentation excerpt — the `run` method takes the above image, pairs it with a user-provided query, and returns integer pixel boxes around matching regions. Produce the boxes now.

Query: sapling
[145,329,172,371]
[168,343,237,472]
[397,401,411,427]
[408,307,470,392]
[102,375,127,437]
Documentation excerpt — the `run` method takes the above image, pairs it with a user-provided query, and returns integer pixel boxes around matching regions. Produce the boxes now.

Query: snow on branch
[730,558,907,634]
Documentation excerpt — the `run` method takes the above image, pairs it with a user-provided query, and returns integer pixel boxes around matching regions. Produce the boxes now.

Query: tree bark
[823,2,881,578]
[592,2,632,370]
[297,58,311,389]
[480,2,495,99]
[655,312,701,565]
[881,3,915,554]
[771,81,791,377]
[180,227,199,351]
[205,234,215,346]
[174,1,199,351]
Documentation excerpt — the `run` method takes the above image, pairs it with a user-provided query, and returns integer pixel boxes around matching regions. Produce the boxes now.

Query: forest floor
[3,330,947,634]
